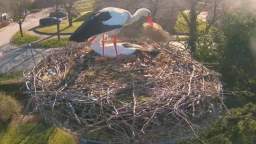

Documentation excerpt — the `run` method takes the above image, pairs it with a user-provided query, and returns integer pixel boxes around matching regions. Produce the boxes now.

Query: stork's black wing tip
[69,33,86,43]
[69,35,76,42]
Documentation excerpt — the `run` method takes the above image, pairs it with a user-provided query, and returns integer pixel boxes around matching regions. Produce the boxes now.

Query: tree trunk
[55,0,59,10]
[57,21,60,41]
[18,21,23,37]
[188,0,198,57]
[68,10,72,27]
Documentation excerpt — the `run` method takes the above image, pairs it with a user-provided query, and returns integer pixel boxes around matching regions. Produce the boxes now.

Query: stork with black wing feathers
[69,7,153,56]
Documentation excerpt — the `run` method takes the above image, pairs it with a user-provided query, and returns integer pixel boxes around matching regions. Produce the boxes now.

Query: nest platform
[25,42,223,143]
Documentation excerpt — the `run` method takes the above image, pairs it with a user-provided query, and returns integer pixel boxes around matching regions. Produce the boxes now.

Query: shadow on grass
[30,25,72,36]
[0,82,23,96]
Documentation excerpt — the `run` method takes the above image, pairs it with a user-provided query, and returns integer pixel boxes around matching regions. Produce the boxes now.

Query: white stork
[90,34,140,57]
[69,7,153,56]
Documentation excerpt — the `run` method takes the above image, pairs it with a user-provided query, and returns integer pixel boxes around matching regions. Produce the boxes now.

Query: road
[0,9,53,73]
[0,9,49,46]
[0,44,58,73]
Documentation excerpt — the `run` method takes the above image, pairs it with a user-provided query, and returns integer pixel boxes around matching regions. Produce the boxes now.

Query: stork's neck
[125,11,143,26]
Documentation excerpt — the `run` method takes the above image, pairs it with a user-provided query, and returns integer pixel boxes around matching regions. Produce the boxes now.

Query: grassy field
[11,31,70,48]
[35,20,84,34]
[11,32,40,46]
[38,37,69,48]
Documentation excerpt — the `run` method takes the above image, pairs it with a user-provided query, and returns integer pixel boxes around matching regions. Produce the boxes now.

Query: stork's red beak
[147,16,154,27]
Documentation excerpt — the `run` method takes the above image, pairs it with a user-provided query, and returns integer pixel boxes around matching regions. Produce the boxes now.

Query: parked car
[1,13,9,21]
[39,17,58,26]
[49,10,67,19]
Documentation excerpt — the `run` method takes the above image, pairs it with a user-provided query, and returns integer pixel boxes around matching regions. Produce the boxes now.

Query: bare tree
[55,0,60,11]
[9,0,29,37]
[188,0,198,56]
[62,0,78,27]
[150,0,160,16]
[0,0,8,22]
[179,0,220,57]
[0,2,3,22]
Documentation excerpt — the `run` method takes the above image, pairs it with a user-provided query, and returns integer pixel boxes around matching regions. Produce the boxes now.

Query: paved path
[0,44,57,73]
[0,9,50,46]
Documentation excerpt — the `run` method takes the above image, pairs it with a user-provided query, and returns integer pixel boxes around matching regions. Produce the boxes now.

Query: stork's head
[136,8,153,27]
[136,8,151,17]
[125,8,153,26]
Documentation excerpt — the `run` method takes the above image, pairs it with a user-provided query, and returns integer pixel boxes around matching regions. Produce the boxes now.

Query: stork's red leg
[88,36,96,44]
[102,34,105,56]
[113,36,118,56]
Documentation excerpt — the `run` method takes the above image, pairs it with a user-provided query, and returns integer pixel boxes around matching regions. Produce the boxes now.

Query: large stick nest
[25,42,222,143]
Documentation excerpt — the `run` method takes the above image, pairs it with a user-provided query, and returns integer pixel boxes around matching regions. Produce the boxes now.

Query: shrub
[179,103,256,144]
[0,122,76,144]
[195,28,224,64]
[0,122,54,144]
[219,12,256,92]
[11,32,39,46]
[0,93,21,122]
[179,10,256,144]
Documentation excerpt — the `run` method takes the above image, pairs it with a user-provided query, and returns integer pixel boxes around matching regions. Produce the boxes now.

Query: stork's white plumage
[70,7,153,56]
[89,34,140,57]
[100,7,131,26]
[91,40,138,58]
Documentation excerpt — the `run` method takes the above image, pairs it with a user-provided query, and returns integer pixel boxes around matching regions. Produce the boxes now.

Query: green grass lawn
[38,37,69,48]
[35,20,84,34]
[11,32,40,46]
